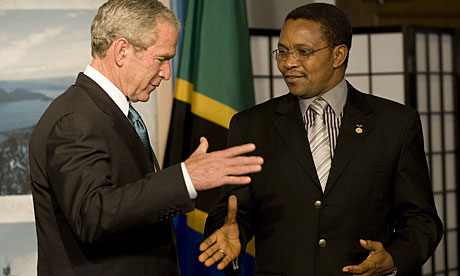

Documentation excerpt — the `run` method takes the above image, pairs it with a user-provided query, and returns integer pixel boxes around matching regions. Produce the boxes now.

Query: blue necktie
[128,104,154,165]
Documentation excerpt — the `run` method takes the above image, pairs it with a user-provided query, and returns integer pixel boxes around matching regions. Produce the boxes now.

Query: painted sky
[0,10,96,80]
[0,0,105,10]
[0,222,37,276]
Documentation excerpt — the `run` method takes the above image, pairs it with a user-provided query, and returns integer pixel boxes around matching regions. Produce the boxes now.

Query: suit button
[318,239,327,248]
[314,200,322,209]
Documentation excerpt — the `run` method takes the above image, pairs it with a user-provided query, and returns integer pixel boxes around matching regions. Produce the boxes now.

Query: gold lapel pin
[355,124,363,134]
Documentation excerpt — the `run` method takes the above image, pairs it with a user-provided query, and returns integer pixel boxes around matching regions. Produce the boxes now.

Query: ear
[113,38,130,67]
[332,44,348,69]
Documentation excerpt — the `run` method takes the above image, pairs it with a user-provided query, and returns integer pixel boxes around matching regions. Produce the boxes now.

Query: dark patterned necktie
[128,104,154,166]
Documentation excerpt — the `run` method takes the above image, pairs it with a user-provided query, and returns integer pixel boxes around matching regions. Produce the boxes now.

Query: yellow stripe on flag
[185,209,255,257]
[246,236,255,257]
[174,78,237,129]
[186,208,207,234]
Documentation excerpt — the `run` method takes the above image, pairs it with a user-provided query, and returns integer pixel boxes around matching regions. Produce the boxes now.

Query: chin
[139,90,153,102]
[289,89,305,96]
[290,90,315,99]
[140,95,151,102]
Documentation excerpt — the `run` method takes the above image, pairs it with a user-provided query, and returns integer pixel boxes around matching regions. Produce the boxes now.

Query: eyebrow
[155,53,176,60]
[278,42,313,49]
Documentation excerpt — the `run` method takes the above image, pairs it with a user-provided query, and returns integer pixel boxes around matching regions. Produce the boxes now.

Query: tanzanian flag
[164,0,255,275]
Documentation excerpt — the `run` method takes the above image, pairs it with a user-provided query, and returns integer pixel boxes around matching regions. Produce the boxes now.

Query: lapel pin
[355,124,363,134]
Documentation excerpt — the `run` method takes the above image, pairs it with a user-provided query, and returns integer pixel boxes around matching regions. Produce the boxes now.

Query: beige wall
[246,0,335,29]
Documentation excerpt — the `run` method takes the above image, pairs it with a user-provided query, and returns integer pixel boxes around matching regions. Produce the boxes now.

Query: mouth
[283,70,305,78]
[149,82,159,90]
[283,74,305,84]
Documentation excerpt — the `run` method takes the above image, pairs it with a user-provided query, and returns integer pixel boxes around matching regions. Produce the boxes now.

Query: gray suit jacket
[29,73,194,275]
[205,83,443,276]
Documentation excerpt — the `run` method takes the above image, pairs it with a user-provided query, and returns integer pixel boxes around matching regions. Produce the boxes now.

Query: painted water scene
[0,9,96,275]
[0,9,96,196]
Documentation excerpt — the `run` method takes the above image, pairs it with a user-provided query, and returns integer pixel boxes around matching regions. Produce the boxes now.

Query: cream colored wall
[246,0,335,29]
[152,79,173,168]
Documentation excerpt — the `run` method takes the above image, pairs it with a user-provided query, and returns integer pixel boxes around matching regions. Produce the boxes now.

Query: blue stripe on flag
[173,215,254,275]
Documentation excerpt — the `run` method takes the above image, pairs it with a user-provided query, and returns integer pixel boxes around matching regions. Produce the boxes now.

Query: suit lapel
[113,109,155,173]
[324,84,375,196]
[273,94,321,190]
[75,73,155,173]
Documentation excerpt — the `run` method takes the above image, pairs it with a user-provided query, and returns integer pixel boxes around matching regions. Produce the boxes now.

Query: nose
[158,60,171,80]
[283,52,300,69]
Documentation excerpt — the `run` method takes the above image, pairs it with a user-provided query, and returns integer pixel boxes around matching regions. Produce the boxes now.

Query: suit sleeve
[386,110,443,274]
[205,114,256,274]
[46,112,194,243]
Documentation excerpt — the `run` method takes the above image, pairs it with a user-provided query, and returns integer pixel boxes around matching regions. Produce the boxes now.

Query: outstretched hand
[199,195,241,270]
[185,137,263,191]
[342,239,395,276]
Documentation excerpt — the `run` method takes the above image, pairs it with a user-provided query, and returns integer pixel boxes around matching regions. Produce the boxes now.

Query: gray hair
[91,0,181,58]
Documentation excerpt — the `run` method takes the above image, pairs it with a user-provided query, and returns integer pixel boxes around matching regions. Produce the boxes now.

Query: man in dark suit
[28,0,263,275]
[200,3,442,276]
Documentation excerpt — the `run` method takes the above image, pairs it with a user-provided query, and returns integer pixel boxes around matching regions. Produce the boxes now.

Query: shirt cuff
[181,162,197,199]
[232,258,239,270]
[387,267,397,276]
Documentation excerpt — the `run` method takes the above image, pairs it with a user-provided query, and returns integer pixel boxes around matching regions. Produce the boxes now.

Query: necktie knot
[128,105,143,126]
[309,98,328,116]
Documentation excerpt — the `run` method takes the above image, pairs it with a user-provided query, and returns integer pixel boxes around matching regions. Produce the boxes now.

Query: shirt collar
[298,78,348,117]
[83,65,130,117]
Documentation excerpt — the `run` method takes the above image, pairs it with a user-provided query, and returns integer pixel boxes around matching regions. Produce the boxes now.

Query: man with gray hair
[29,0,263,275]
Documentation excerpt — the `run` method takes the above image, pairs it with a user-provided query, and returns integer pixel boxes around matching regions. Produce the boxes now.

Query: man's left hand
[198,195,241,270]
[342,239,395,276]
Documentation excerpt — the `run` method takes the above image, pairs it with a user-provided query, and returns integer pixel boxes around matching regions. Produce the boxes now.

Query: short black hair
[286,3,352,65]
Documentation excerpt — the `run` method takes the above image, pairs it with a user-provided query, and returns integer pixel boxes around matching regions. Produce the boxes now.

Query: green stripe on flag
[176,0,254,112]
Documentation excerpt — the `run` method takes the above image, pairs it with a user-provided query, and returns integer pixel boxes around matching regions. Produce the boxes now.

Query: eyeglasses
[271,46,332,61]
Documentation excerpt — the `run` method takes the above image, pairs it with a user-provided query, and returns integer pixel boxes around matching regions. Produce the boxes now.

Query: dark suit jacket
[205,83,443,276]
[29,73,194,276]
